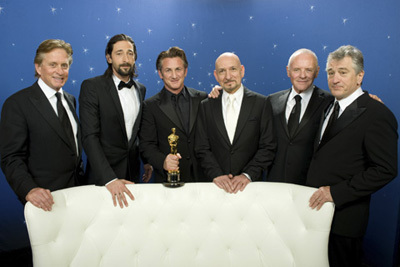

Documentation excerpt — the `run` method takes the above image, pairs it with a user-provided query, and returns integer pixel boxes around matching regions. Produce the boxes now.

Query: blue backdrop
[1,0,399,266]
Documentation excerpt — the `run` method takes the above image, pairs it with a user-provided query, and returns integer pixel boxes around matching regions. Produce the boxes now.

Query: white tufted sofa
[24,182,334,267]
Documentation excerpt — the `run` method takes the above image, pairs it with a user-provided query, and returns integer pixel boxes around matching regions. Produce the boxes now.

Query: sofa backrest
[25,182,334,267]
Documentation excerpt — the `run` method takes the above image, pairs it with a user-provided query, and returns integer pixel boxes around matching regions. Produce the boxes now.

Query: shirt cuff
[242,173,252,181]
[105,178,118,186]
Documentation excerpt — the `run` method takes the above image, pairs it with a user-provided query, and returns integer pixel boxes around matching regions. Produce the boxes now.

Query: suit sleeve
[330,106,398,207]
[242,98,276,180]
[79,79,117,185]
[139,101,167,171]
[194,101,224,180]
[0,97,38,200]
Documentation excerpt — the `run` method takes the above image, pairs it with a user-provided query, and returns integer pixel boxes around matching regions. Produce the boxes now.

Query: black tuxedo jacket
[195,87,276,181]
[267,86,333,185]
[307,92,398,237]
[139,86,207,182]
[0,82,83,203]
[79,75,146,185]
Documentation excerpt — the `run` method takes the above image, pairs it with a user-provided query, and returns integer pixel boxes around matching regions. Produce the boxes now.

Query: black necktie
[118,80,134,90]
[55,92,76,151]
[287,95,302,137]
[322,101,340,140]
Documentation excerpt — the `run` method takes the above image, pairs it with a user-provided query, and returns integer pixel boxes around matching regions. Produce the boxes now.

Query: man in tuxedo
[195,52,276,193]
[307,45,398,267]
[266,49,333,185]
[139,47,207,183]
[0,39,83,211]
[79,34,152,208]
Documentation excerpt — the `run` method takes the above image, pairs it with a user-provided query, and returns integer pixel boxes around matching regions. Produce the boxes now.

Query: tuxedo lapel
[64,92,81,156]
[29,83,76,154]
[158,89,184,132]
[211,95,231,145]
[329,97,366,139]
[188,87,201,134]
[107,77,128,141]
[129,81,144,147]
[234,88,254,144]
[276,90,290,137]
[317,93,368,150]
[297,88,325,133]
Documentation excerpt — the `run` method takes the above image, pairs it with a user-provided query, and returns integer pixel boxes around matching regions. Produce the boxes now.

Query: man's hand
[213,174,234,193]
[231,174,251,193]
[26,187,54,211]
[106,179,135,208]
[142,163,153,183]
[163,153,182,172]
[369,93,383,104]
[309,186,333,210]
[208,85,222,98]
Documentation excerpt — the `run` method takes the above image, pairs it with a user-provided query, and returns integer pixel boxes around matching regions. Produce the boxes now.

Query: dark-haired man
[0,39,84,211]
[139,47,206,183]
[79,34,151,208]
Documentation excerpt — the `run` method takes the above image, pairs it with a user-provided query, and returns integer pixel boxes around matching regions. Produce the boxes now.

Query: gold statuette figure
[164,128,184,187]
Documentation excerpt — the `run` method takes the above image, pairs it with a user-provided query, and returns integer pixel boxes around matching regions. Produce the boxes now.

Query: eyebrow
[114,49,134,53]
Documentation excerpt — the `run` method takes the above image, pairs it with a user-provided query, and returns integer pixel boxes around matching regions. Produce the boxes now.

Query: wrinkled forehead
[326,56,354,72]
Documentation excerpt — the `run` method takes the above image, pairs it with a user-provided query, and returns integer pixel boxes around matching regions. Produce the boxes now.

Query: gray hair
[326,45,364,74]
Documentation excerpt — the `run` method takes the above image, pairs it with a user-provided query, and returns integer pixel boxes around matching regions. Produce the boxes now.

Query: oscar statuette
[163,128,185,188]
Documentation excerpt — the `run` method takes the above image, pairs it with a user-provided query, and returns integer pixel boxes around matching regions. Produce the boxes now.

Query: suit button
[186,156,190,160]
[188,140,191,143]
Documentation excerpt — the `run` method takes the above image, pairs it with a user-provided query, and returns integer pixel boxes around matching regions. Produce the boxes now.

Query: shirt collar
[288,85,314,102]
[163,86,188,100]
[336,87,364,111]
[222,84,244,103]
[38,78,64,99]
[112,75,134,90]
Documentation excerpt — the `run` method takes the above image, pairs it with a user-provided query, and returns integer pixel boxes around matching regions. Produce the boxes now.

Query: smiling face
[214,53,245,94]
[34,48,70,91]
[287,52,319,93]
[158,57,187,93]
[106,40,136,82]
[327,56,364,100]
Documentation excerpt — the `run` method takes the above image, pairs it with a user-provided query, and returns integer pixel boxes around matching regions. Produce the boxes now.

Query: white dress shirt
[112,75,140,141]
[222,84,244,136]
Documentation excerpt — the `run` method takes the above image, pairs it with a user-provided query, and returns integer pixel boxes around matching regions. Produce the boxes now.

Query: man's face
[158,57,187,93]
[214,54,244,94]
[327,56,364,100]
[106,40,135,81]
[35,48,70,91]
[287,53,319,93]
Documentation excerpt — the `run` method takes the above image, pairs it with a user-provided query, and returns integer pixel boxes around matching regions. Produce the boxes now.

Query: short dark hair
[104,34,138,78]
[34,39,73,78]
[156,46,188,71]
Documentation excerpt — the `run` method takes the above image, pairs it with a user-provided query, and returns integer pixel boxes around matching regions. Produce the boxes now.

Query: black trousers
[329,233,363,267]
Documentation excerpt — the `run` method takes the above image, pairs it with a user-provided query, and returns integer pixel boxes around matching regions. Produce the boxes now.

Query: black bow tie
[118,80,134,90]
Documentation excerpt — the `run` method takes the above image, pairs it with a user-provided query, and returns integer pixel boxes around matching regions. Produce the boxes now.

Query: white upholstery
[25,182,334,267]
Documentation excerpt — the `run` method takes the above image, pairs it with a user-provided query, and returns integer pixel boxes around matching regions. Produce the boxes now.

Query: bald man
[266,49,333,185]
[195,52,276,193]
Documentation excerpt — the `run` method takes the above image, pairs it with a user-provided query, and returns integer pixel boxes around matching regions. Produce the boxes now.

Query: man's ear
[106,54,112,64]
